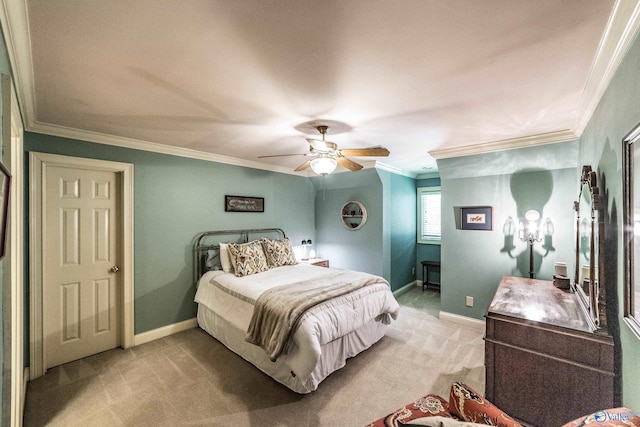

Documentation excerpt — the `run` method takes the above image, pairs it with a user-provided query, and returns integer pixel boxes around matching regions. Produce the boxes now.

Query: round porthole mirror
[340,200,367,230]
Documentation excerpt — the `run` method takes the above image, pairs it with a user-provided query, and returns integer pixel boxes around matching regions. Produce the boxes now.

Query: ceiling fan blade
[257,153,306,158]
[294,160,311,172]
[339,147,390,157]
[337,157,364,171]
[306,139,337,152]
[306,138,328,151]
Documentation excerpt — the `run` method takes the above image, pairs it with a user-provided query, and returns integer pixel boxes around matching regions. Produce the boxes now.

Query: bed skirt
[196,303,389,394]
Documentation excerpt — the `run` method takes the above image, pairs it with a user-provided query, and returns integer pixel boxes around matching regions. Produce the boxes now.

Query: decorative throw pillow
[260,237,297,268]
[561,408,640,427]
[365,394,452,427]
[227,240,269,277]
[448,382,522,427]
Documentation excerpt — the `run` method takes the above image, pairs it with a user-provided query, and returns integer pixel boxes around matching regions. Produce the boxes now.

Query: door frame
[6,75,25,427]
[29,152,134,379]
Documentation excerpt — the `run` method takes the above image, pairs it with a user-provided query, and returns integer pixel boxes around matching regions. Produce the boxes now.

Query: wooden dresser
[485,276,615,427]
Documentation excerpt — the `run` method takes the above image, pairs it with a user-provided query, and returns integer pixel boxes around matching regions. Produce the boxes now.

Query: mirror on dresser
[573,165,606,330]
[623,122,640,338]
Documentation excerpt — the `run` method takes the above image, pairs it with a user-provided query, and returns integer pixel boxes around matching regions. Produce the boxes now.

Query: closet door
[43,165,121,368]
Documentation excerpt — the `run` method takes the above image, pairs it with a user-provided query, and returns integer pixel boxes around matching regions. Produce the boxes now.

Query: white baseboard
[439,311,485,331]
[134,317,198,346]
[393,280,419,296]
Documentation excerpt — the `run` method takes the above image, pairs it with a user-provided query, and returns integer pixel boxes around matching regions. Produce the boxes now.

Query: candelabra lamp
[519,210,544,278]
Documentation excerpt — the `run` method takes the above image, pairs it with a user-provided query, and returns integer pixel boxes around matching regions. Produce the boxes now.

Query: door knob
[110,266,120,273]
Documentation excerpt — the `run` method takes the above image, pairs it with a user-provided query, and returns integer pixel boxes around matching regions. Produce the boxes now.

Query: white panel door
[43,166,121,368]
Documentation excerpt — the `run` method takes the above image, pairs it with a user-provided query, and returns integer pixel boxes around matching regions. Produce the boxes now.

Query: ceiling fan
[258,125,390,175]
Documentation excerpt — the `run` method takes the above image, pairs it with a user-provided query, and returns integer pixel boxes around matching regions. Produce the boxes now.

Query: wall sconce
[519,210,544,278]
[301,239,313,260]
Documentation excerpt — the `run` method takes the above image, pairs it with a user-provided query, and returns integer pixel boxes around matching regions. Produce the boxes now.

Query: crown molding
[416,171,440,180]
[573,0,640,135]
[28,119,420,178]
[429,129,578,160]
[374,161,417,178]
[27,121,299,175]
[0,0,34,128]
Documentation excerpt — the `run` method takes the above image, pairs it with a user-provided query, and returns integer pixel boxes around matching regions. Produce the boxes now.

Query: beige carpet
[24,288,485,426]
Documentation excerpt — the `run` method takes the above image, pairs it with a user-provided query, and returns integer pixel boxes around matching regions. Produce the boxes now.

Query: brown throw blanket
[245,270,390,361]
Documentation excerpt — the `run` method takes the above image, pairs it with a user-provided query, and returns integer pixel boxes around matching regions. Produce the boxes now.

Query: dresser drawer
[486,314,614,370]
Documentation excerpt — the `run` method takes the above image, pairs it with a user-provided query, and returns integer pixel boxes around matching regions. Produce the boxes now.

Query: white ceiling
[4,1,640,176]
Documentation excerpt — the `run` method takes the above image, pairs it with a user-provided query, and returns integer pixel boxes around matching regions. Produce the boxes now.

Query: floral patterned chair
[366,382,640,427]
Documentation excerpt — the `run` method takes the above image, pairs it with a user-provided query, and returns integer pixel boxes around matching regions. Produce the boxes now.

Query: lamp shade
[310,157,337,175]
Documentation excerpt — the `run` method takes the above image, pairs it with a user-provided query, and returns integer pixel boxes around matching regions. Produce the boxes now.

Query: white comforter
[194,263,399,379]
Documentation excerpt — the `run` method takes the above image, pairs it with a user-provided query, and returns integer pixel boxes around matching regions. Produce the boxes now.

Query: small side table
[300,258,329,268]
[421,260,441,291]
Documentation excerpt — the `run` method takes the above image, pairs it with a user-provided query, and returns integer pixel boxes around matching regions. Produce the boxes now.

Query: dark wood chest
[485,276,615,427]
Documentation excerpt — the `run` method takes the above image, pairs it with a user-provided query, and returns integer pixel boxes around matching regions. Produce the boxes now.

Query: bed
[193,228,400,393]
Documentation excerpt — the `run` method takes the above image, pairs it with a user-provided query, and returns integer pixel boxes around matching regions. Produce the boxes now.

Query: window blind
[421,191,441,240]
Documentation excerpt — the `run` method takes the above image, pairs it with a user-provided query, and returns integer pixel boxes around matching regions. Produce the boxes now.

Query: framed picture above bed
[225,195,264,213]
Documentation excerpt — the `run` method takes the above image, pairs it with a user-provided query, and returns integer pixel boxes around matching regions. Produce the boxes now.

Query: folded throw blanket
[245,270,394,361]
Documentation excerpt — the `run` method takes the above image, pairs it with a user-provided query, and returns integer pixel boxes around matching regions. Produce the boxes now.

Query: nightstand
[300,258,329,267]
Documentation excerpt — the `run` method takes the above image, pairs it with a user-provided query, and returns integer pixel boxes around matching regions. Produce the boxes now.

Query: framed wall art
[461,206,492,231]
[225,195,264,213]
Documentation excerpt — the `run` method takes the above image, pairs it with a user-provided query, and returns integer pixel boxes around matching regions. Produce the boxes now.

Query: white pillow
[219,243,232,273]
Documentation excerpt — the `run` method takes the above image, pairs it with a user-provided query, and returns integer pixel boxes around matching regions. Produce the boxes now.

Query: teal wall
[385,170,416,288]
[578,28,640,409]
[416,176,441,282]
[313,169,385,278]
[437,142,578,319]
[312,168,417,291]
[24,133,316,334]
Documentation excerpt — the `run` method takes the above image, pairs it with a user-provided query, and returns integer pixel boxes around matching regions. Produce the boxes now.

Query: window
[417,186,441,244]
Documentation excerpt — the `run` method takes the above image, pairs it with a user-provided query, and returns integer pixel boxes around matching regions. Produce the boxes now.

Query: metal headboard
[193,228,286,285]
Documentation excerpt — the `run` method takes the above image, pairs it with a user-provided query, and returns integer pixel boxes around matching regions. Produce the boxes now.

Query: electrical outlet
[465,296,474,307]
[411,267,415,276]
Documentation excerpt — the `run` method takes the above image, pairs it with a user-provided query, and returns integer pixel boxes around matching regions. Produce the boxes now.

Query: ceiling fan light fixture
[310,157,337,175]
